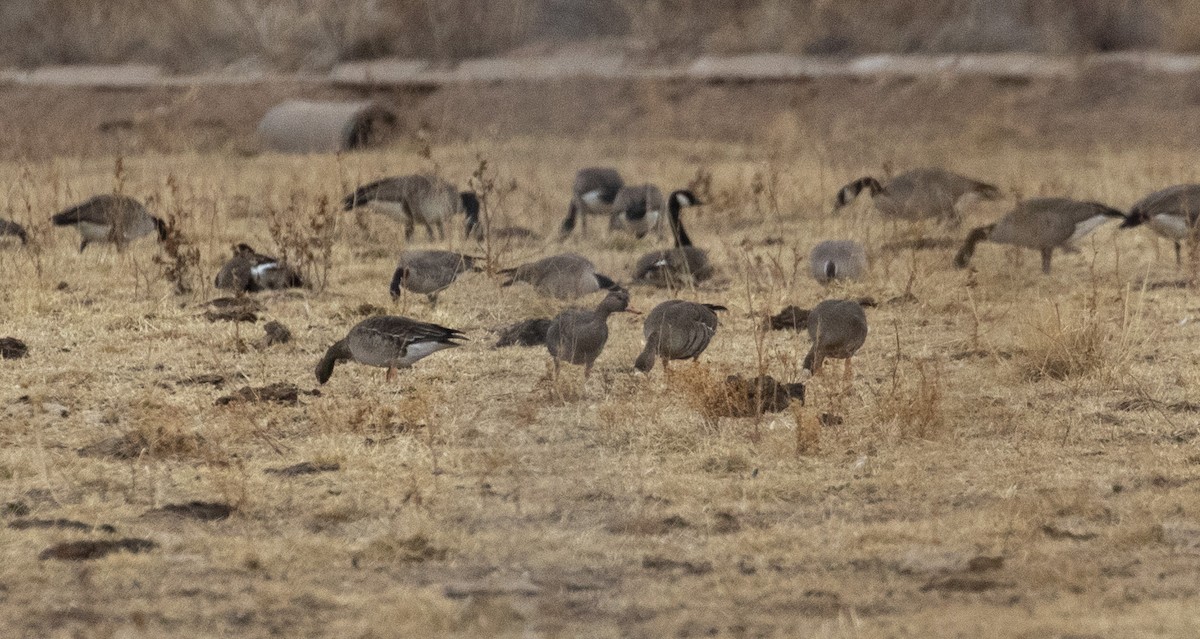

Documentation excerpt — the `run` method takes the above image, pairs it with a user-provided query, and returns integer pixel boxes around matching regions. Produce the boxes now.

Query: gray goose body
[809,240,867,283]
[0,219,27,244]
[315,315,465,384]
[610,183,665,239]
[51,195,166,252]
[546,289,631,378]
[835,167,1001,224]
[561,167,624,238]
[954,197,1124,274]
[803,299,868,375]
[502,252,619,300]
[343,174,478,241]
[215,244,303,293]
[633,190,710,287]
[1119,184,1200,264]
[390,250,477,305]
[635,300,725,372]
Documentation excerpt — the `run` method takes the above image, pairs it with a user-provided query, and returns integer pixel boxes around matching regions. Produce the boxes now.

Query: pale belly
[365,201,409,223]
[1066,214,1112,244]
[351,340,453,368]
[1148,214,1193,239]
[579,190,613,215]
[78,221,113,242]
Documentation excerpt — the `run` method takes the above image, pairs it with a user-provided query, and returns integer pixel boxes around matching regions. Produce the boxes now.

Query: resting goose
[632,190,710,287]
[834,167,1001,225]
[501,252,620,300]
[954,197,1124,274]
[634,300,725,372]
[609,184,665,239]
[546,288,634,379]
[215,244,303,293]
[561,167,624,238]
[315,315,465,384]
[390,250,478,306]
[1119,184,1200,265]
[0,219,27,245]
[51,195,166,252]
[809,240,867,284]
[463,204,540,245]
[343,174,478,241]
[802,299,869,384]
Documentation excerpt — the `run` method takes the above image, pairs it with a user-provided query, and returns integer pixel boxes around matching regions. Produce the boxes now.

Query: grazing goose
[390,250,478,306]
[501,252,621,300]
[315,315,466,384]
[343,174,478,241]
[0,219,27,244]
[546,288,633,379]
[51,195,166,252]
[560,167,624,238]
[834,167,1001,225]
[632,190,711,287]
[954,198,1124,274]
[463,204,541,245]
[215,244,303,293]
[634,300,725,372]
[802,299,869,383]
[1119,184,1200,265]
[809,240,868,284]
[609,184,665,239]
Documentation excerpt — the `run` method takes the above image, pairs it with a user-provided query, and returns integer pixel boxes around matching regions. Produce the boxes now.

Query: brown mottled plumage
[315,315,465,384]
[635,300,725,372]
[51,195,166,252]
[501,253,620,300]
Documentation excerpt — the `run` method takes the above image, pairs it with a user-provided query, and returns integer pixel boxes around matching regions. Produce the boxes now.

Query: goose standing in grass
[343,174,478,241]
[834,167,1001,225]
[0,219,27,245]
[801,299,868,385]
[1119,184,1200,265]
[50,195,166,252]
[215,244,303,293]
[546,288,634,380]
[954,198,1125,274]
[632,190,710,287]
[609,184,665,239]
[501,252,621,300]
[390,250,478,306]
[315,315,466,384]
[809,240,867,284]
[561,167,624,238]
[634,300,725,372]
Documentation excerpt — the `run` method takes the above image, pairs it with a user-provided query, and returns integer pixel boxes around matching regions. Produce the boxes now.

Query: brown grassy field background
[2,69,1200,637]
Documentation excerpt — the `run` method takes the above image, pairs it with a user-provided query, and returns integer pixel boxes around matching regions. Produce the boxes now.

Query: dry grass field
[2,78,1200,638]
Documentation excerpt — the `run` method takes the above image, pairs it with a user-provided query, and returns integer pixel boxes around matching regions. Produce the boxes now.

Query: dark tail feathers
[595,272,621,292]
[560,200,579,238]
[834,177,883,209]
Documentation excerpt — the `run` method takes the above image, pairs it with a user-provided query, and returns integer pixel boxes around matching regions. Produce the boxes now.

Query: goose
[315,315,465,384]
[632,190,710,287]
[0,219,27,244]
[954,198,1124,274]
[809,240,867,284]
[634,300,725,372]
[501,252,621,300]
[51,195,166,252]
[390,250,479,306]
[215,244,303,293]
[463,204,541,245]
[545,288,634,379]
[560,167,624,238]
[343,174,478,241]
[802,299,868,383]
[609,184,665,239]
[494,318,551,348]
[1119,184,1200,265]
[834,167,1001,225]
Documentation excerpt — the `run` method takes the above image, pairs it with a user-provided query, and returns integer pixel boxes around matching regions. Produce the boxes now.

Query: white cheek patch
[1067,214,1112,244]
[1148,214,1192,239]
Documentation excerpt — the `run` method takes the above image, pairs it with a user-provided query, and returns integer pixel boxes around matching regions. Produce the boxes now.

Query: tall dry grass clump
[875,358,947,440]
[265,193,335,292]
[1013,301,1142,383]
[152,174,201,295]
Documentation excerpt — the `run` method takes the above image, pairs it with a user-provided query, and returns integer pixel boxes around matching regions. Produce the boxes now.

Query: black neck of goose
[668,196,693,248]
[152,216,168,242]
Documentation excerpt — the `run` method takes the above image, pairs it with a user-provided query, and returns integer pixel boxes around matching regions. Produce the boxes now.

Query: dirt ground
[1,74,1200,638]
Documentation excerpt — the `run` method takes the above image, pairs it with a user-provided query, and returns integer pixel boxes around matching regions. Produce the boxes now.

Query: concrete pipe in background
[256,100,397,153]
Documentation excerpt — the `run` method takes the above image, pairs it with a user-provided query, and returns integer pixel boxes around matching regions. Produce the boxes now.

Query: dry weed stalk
[1018,304,1115,382]
[152,174,201,295]
[265,192,335,292]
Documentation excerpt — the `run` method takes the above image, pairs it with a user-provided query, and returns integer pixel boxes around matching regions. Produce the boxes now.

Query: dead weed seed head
[151,175,202,295]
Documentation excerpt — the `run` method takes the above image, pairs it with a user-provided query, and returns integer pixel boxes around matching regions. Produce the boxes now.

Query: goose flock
[2,164,1197,402]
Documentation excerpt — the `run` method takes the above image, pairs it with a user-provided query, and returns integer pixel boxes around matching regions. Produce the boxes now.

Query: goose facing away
[390,250,479,305]
[810,240,868,284]
[343,174,477,241]
[1119,184,1200,265]
[501,252,621,300]
[610,184,665,239]
[561,167,624,238]
[632,190,711,287]
[954,198,1124,274]
[802,299,868,381]
[215,244,303,293]
[546,288,633,379]
[635,300,725,372]
[0,219,27,245]
[51,195,166,252]
[315,315,466,384]
[834,167,1001,224]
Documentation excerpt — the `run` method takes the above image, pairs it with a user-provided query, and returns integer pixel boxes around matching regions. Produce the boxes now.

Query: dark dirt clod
[493,318,551,348]
[765,306,809,331]
[967,556,1005,572]
[39,538,157,561]
[0,337,29,359]
[819,413,844,427]
[145,501,234,521]
[3,501,30,517]
[712,511,742,534]
[920,577,1010,593]
[9,518,115,533]
[203,297,263,323]
[216,382,318,406]
[261,321,292,346]
[265,461,340,476]
[642,555,713,575]
[178,373,227,386]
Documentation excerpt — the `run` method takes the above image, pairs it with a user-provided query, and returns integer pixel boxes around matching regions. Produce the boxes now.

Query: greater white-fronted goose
[1119,184,1200,265]
[315,315,466,384]
[343,174,477,241]
[834,167,1001,225]
[501,252,620,300]
[561,167,624,238]
[51,195,166,252]
[215,244,303,293]
[0,219,27,245]
[634,300,725,372]
[809,240,867,284]
[546,288,634,379]
[390,250,478,306]
[954,198,1124,274]
[632,190,710,287]
[802,299,868,383]
[610,183,665,239]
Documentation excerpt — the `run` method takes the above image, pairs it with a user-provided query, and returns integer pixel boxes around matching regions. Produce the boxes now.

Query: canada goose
[632,190,710,287]
[1119,184,1200,265]
[560,167,624,238]
[545,288,634,379]
[834,167,1001,224]
[215,244,303,293]
[802,299,868,383]
[343,174,478,241]
[501,252,621,300]
[954,198,1124,274]
[610,184,665,239]
[634,300,725,372]
[390,250,478,306]
[810,240,867,284]
[0,219,27,245]
[463,204,541,245]
[315,315,465,384]
[50,195,166,252]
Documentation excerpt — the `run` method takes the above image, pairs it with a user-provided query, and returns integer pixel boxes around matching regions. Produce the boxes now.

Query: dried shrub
[1016,306,1115,381]
[877,359,947,440]
[152,174,201,295]
[265,193,335,293]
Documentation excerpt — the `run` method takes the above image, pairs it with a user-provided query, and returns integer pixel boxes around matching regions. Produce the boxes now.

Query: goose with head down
[561,167,624,238]
[343,174,478,242]
[954,197,1124,274]
[51,195,166,252]
[632,190,710,287]
[501,252,621,300]
[315,315,465,384]
[634,300,725,373]
[1119,184,1200,265]
[834,167,1001,225]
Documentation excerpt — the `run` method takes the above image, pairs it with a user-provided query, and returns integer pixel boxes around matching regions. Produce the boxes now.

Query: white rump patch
[250,262,278,278]
[1067,214,1113,244]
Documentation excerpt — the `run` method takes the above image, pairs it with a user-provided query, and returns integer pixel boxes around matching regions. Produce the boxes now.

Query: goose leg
[404,217,415,241]
[1040,248,1054,274]
[552,358,561,381]
[386,366,397,382]
[79,240,88,253]
[427,293,438,308]
[584,362,593,380]
[1176,241,1183,267]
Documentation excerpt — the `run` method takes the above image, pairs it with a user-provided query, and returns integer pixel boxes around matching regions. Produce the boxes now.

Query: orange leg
[386,366,397,382]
